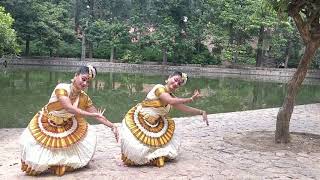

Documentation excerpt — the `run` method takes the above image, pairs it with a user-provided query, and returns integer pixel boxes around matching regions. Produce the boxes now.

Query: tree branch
[292,13,311,43]
[314,33,320,46]
[288,0,306,16]
[307,9,319,26]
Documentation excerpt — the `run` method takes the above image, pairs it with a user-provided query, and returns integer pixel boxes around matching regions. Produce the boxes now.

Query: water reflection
[0,69,319,128]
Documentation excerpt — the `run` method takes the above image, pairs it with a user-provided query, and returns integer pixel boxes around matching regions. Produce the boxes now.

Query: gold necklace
[164,85,171,93]
[70,84,80,101]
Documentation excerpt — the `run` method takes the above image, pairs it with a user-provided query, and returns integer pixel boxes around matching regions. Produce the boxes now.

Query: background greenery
[0,0,319,68]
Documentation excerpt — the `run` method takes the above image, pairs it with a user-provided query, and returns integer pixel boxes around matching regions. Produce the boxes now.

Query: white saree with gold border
[20,83,97,174]
[120,84,181,165]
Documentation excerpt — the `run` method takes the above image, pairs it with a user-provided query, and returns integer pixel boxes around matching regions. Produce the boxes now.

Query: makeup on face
[75,74,90,90]
[172,76,184,86]
[167,75,183,91]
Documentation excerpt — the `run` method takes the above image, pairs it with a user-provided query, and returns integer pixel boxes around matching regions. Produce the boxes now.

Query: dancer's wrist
[111,125,117,131]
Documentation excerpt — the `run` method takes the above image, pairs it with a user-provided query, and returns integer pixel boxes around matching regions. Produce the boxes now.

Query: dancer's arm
[86,106,119,142]
[86,106,115,128]
[172,103,203,115]
[172,104,208,126]
[58,96,103,118]
[159,89,202,105]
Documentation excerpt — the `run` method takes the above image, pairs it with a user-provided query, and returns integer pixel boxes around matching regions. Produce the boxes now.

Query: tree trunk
[88,42,93,58]
[197,39,201,53]
[284,40,292,68]
[110,46,115,62]
[89,0,94,17]
[81,33,86,60]
[232,45,238,63]
[275,41,318,143]
[232,32,239,63]
[74,0,80,32]
[49,49,53,57]
[162,48,168,65]
[87,0,94,58]
[229,23,234,44]
[256,25,264,67]
[25,38,30,56]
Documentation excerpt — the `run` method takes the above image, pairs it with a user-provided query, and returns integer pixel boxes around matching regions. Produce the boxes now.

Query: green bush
[93,43,111,59]
[310,50,320,69]
[121,49,143,63]
[191,50,221,65]
[56,41,81,57]
[141,46,162,61]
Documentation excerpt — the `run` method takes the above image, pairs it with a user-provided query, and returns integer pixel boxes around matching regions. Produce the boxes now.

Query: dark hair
[76,66,98,76]
[169,71,182,77]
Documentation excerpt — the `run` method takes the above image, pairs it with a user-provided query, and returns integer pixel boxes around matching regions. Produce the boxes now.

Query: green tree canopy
[0,6,19,56]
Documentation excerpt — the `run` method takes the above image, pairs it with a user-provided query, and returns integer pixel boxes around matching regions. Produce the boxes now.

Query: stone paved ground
[0,103,319,180]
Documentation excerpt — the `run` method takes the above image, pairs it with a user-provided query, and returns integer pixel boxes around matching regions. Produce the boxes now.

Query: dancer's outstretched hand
[191,89,203,101]
[92,112,105,119]
[202,111,209,126]
[112,126,119,143]
[94,107,106,119]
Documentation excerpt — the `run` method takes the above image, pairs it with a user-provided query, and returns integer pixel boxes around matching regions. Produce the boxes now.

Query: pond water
[1,67,319,128]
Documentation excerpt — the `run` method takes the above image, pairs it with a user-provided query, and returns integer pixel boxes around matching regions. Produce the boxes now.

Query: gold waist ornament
[28,112,88,148]
[140,112,160,125]
[47,113,73,126]
[141,100,166,108]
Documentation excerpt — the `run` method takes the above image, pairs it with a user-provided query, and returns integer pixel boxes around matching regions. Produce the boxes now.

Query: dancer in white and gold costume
[20,65,118,176]
[121,71,208,167]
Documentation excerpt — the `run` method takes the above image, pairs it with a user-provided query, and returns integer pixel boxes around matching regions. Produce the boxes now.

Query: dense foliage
[0,6,19,57]
[0,0,319,68]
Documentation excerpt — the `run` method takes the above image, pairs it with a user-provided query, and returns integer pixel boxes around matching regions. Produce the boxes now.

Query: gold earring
[165,80,168,83]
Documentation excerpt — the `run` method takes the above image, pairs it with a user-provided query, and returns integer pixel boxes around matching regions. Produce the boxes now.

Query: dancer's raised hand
[191,89,202,101]
[112,126,119,143]
[202,111,208,126]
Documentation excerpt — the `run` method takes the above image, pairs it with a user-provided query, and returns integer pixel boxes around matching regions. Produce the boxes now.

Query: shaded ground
[0,103,319,179]
[225,131,320,153]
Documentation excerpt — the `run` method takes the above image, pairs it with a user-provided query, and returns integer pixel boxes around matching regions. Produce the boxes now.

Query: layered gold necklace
[69,83,80,102]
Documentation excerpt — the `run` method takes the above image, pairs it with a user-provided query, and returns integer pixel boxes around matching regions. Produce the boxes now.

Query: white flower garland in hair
[87,65,96,79]
[181,73,188,86]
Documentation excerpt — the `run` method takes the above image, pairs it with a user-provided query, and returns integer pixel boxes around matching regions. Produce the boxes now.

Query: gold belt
[140,112,160,125]
[141,100,166,108]
[47,113,73,126]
